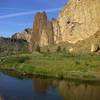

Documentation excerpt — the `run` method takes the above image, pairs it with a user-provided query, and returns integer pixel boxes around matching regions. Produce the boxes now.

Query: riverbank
[0,52,100,81]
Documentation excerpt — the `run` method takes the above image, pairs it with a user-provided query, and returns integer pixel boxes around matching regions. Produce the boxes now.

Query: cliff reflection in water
[33,78,53,94]
[0,72,100,100]
[33,78,100,100]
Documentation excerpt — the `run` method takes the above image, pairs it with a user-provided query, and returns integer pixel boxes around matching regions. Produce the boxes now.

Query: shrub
[57,46,61,52]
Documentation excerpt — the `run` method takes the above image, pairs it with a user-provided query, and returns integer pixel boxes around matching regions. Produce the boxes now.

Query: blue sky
[0,0,67,37]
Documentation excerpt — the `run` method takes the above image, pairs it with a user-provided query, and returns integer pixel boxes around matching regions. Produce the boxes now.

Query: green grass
[0,52,100,81]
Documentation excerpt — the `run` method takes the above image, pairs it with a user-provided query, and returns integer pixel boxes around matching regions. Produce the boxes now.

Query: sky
[0,0,68,37]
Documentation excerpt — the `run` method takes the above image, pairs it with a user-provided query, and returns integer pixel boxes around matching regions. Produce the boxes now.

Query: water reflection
[0,72,100,100]
[33,78,53,94]
[0,96,4,100]
[33,77,100,100]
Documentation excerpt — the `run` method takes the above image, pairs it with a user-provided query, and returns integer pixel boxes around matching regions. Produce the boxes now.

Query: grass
[0,52,100,81]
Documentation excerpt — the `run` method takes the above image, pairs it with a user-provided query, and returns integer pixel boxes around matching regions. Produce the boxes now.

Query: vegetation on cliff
[0,37,29,57]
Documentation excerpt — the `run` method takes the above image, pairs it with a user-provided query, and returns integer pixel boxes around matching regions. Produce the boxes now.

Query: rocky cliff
[31,12,48,49]
[52,19,62,44]
[12,28,32,43]
[12,0,100,53]
[58,0,100,43]
[31,12,55,50]
[70,31,100,53]
[31,0,100,45]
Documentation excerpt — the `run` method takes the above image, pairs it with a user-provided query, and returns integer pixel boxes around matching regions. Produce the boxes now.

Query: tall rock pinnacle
[12,0,100,53]
[31,12,54,50]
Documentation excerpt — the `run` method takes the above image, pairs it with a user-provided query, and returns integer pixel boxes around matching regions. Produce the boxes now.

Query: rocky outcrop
[39,29,48,47]
[70,31,100,53]
[46,21,54,45]
[0,37,29,56]
[52,19,62,44]
[31,12,48,49]
[12,28,32,52]
[11,0,100,53]
[39,21,54,47]
[58,0,100,43]
[12,28,32,43]
[31,12,55,50]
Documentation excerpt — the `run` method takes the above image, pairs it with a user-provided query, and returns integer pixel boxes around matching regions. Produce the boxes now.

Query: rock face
[12,28,32,52]
[70,31,100,53]
[31,12,54,50]
[11,0,100,53]
[31,0,100,48]
[12,28,32,43]
[58,0,100,43]
[39,29,48,47]
[31,12,48,48]
[46,21,54,45]
[52,19,62,44]
[39,21,54,46]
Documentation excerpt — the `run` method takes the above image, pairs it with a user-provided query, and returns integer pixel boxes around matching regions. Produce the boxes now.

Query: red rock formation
[46,21,54,45]
[31,12,54,50]
[31,12,48,50]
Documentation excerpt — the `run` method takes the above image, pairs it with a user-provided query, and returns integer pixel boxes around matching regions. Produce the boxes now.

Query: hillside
[0,37,29,56]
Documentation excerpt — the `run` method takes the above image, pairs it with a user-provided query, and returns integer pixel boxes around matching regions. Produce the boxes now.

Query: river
[0,72,100,100]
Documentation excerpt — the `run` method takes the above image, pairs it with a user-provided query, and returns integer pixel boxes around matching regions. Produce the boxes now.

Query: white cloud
[0,21,32,26]
[0,7,30,11]
[0,8,61,19]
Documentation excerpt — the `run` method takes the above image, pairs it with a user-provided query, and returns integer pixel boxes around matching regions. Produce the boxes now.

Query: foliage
[0,52,100,80]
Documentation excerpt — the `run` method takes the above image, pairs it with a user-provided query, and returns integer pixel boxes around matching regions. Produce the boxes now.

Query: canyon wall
[58,0,100,43]
[12,0,100,52]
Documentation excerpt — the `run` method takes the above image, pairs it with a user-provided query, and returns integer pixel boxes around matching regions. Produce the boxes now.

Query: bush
[36,45,40,52]
[57,46,61,52]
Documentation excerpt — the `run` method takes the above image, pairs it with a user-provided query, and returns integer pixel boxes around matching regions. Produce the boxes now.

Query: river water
[0,72,100,100]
